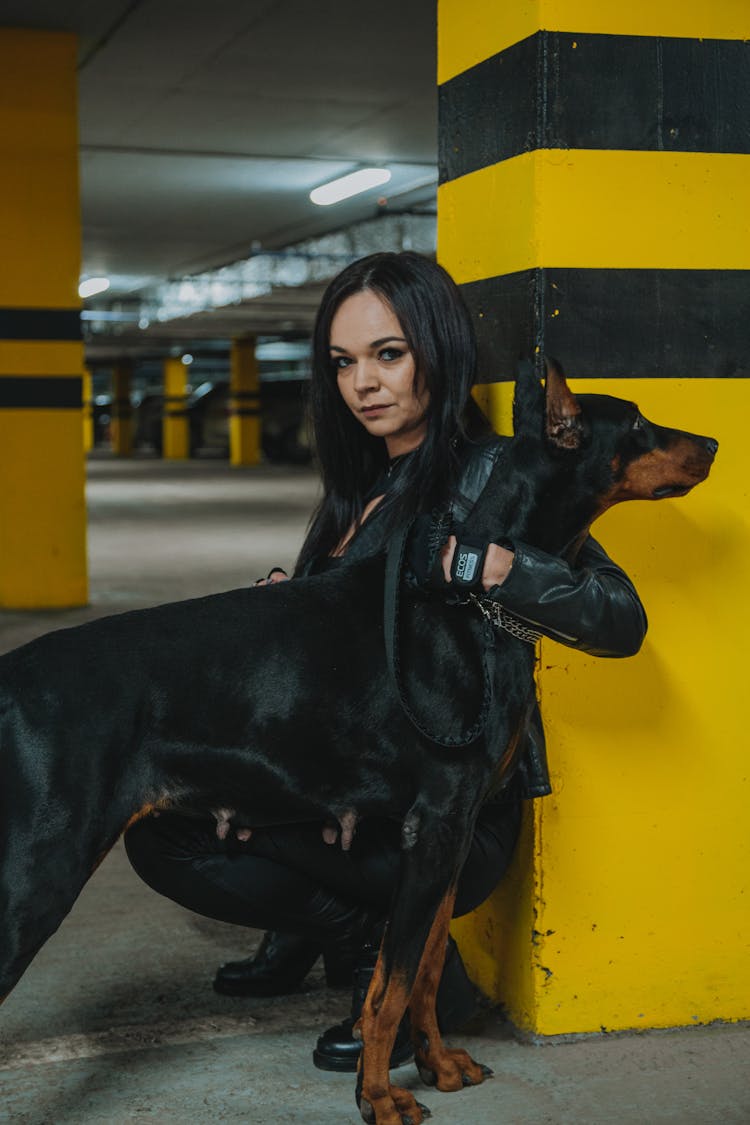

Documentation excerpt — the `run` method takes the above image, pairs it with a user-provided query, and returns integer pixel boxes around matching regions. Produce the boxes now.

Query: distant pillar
[110,361,133,456]
[162,357,189,460]
[229,336,261,466]
[83,368,94,453]
[0,29,87,608]
[439,1,749,1035]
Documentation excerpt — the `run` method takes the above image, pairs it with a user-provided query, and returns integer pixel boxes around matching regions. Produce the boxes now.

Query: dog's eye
[633,414,645,431]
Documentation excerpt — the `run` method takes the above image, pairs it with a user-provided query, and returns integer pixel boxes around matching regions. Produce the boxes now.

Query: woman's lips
[361,404,392,415]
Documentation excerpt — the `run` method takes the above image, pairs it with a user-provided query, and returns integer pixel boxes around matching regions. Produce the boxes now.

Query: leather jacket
[451,435,648,797]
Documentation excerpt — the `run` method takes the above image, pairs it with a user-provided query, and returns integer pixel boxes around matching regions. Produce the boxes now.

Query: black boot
[213,931,321,997]
[312,935,483,1072]
[313,941,414,1072]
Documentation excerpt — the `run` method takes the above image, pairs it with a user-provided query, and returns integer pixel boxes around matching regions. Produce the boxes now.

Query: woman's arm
[443,535,647,658]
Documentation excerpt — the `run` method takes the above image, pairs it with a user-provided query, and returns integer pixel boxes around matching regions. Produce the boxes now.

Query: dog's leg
[356,949,431,1125]
[0,820,116,1001]
[355,809,489,1125]
[408,889,491,1092]
[0,892,76,1001]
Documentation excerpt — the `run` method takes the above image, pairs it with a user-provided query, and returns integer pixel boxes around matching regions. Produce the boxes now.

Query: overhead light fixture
[310,168,392,206]
[78,276,110,298]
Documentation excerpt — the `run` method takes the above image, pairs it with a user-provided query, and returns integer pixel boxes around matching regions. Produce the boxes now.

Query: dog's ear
[544,357,586,450]
[512,357,545,436]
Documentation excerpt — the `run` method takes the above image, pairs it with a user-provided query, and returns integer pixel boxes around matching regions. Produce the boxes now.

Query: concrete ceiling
[3,0,438,354]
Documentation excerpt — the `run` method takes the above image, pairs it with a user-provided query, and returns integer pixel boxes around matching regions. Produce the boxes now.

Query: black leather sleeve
[484,536,647,657]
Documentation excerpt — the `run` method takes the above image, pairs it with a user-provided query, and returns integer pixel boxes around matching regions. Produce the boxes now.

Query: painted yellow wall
[455,378,749,1033]
[439,150,749,283]
[162,358,189,460]
[438,0,750,84]
[0,409,88,608]
[442,0,748,1031]
[0,29,86,608]
[0,30,80,310]
[230,337,261,467]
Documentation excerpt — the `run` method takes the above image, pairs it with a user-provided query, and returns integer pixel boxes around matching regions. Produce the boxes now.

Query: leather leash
[383,518,498,748]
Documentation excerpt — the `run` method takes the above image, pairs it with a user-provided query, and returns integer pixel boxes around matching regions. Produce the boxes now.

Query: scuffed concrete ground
[1,455,748,1124]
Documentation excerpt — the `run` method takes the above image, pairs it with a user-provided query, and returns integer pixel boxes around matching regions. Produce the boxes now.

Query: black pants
[124,783,523,948]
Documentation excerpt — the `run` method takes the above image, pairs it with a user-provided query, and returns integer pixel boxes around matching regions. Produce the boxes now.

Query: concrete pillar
[162,357,190,460]
[0,29,87,608]
[82,368,94,453]
[110,361,133,457]
[229,336,262,466]
[439,1,749,1034]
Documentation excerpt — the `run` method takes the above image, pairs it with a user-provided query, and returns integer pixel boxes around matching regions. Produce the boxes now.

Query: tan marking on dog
[409,888,490,1093]
[604,438,714,508]
[122,797,173,836]
[359,953,424,1124]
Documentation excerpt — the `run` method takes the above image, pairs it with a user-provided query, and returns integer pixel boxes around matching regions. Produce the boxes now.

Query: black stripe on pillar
[461,268,750,380]
[439,33,750,183]
[0,308,82,341]
[230,391,261,401]
[230,408,261,417]
[0,376,83,408]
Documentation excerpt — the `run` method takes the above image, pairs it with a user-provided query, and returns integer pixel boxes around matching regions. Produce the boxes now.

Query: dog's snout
[705,437,719,457]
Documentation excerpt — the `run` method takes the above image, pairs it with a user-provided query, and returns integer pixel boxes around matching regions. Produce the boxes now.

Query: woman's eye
[331,356,352,371]
[379,348,404,362]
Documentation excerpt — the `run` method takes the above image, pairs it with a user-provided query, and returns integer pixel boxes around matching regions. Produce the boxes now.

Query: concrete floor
[1,453,748,1125]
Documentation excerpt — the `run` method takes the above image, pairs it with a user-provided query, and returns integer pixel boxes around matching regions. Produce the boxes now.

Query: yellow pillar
[110,361,133,457]
[162,357,189,460]
[83,368,94,453]
[229,336,262,466]
[0,29,87,608]
[440,1,750,1034]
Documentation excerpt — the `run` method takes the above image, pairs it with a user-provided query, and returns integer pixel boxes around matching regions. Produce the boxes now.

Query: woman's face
[329,289,429,458]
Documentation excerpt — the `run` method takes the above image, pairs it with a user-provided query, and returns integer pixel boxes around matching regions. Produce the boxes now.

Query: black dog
[0,361,716,1125]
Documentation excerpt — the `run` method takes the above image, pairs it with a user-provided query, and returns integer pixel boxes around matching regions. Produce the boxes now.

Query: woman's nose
[353,360,378,392]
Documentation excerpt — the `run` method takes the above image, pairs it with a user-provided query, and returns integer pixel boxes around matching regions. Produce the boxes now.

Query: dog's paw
[358,1086,432,1124]
[415,1046,491,1093]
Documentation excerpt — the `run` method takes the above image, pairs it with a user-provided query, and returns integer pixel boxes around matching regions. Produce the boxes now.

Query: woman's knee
[123,812,214,891]
[123,816,167,888]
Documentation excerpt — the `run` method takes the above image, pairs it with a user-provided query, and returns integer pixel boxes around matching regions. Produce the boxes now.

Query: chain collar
[469,594,542,645]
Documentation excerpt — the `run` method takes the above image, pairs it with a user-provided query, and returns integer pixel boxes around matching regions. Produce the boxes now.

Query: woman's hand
[440,536,514,592]
[253,567,289,587]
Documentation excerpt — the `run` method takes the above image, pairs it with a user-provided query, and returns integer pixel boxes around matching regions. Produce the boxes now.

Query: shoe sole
[312,1045,414,1073]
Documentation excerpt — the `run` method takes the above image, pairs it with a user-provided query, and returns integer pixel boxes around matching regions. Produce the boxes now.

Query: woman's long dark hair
[295,251,487,573]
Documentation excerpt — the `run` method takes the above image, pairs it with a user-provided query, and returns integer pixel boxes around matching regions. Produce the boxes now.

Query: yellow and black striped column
[439,2,749,1036]
[162,357,190,460]
[110,361,133,456]
[0,29,87,608]
[229,336,262,466]
[82,368,94,453]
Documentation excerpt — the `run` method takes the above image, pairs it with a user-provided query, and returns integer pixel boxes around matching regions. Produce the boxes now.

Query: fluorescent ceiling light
[79,276,110,298]
[310,168,391,206]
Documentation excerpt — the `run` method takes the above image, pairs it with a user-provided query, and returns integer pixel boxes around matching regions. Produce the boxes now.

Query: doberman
[0,360,716,1124]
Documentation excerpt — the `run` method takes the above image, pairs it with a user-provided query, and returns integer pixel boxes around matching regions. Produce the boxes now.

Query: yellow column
[440,0,750,1034]
[110,361,133,456]
[162,357,189,460]
[229,336,262,466]
[0,29,87,608]
[83,368,94,453]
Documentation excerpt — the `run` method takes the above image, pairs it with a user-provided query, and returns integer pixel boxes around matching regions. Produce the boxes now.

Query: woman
[125,252,646,1071]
